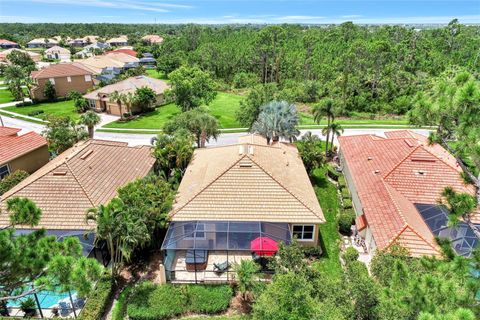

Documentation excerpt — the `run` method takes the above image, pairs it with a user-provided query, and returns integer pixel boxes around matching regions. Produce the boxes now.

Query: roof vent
[367,156,373,161]
[411,157,435,162]
[52,170,67,176]
[80,149,93,160]
[248,145,254,155]
[374,170,380,174]
[416,170,427,176]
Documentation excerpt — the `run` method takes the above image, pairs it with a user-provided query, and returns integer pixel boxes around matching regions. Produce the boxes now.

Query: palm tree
[301,131,320,142]
[109,91,125,119]
[4,65,26,102]
[79,110,101,138]
[251,100,300,144]
[313,99,335,156]
[234,260,260,302]
[327,122,344,156]
[121,91,135,116]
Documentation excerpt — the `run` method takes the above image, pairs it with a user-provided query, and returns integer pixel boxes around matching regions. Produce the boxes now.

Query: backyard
[3,99,79,120]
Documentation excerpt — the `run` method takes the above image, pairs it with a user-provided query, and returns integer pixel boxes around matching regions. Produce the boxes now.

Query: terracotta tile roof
[337,130,469,256]
[170,137,325,224]
[0,140,155,230]
[106,36,128,44]
[0,126,21,137]
[0,128,47,165]
[31,63,92,79]
[0,39,18,45]
[84,76,169,100]
[106,49,137,57]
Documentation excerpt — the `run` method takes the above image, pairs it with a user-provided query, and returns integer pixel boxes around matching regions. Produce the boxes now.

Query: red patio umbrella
[250,237,278,256]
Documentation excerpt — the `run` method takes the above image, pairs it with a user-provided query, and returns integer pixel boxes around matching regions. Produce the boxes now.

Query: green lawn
[4,99,79,121]
[311,166,342,278]
[0,89,14,104]
[146,69,167,80]
[104,92,244,129]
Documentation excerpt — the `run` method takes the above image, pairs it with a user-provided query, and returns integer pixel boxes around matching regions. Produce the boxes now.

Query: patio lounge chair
[213,261,230,274]
[58,300,71,317]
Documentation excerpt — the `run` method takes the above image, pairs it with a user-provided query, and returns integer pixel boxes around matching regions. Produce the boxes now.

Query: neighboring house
[0,48,41,62]
[106,48,137,57]
[69,35,99,47]
[0,126,49,179]
[338,130,479,258]
[0,39,20,49]
[0,139,155,258]
[142,35,164,44]
[27,38,59,48]
[74,52,139,75]
[30,63,94,101]
[83,75,169,116]
[44,45,71,61]
[75,42,110,58]
[139,53,156,68]
[106,36,128,47]
[161,135,326,283]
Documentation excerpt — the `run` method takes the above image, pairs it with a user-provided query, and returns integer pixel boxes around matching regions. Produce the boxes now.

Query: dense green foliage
[42,116,88,154]
[111,284,132,320]
[77,276,113,320]
[127,282,233,319]
[0,170,29,196]
[43,80,56,101]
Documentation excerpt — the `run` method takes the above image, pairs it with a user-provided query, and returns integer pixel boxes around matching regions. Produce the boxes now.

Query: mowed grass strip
[0,89,15,104]
[104,92,244,129]
[4,99,79,120]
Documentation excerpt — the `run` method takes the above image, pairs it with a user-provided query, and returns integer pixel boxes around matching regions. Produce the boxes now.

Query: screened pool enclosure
[161,221,292,283]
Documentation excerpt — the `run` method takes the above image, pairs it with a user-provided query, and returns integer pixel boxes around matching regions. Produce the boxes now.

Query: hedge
[343,198,353,209]
[326,165,340,181]
[337,176,346,189]
[77,276,113,320]
[111,285,133,320]
[341,188,350,198]
[127,282,233,320]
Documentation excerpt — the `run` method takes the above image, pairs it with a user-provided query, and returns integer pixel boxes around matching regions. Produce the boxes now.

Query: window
[48,78,55,85]
[84,74,92,82]
[67,76,71,82]
[184,223,205,239]
[292,225,315,241]
[0,164,10,179]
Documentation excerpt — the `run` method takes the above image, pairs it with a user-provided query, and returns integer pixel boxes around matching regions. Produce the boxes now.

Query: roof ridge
[246,154,325,222]
[382,180,408,225]
[169,154,247,218]
[385,224,409,249]
[64,161,96,207]
[383,145,421,180]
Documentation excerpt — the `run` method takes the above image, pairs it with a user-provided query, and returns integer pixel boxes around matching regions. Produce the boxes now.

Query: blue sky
[0,1,479,24]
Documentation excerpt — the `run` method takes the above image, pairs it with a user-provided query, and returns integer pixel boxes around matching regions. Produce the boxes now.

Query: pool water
[7,290,73,308]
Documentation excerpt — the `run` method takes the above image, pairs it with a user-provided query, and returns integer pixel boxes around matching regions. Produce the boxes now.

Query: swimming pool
[7,290,74,308]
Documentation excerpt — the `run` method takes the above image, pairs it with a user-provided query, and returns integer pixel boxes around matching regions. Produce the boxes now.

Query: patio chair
[58,300,71,317]
[213,261,230,274]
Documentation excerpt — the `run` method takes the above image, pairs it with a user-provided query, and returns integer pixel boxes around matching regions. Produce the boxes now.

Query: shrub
[78,276,113,320]
[0,170,29,195]
[232,72,258,88]
[343,198,353,209]
[20,297,37,317]
[338,212,354,235]
[127,282,232,320]
[326,165,340,181]
[27,110,44,116]
[111,285,133,320]
[341,188,350,198]
[187,285,232,314]
[302,246,323,258]
[343,247,360,264]
[337,175,346,189]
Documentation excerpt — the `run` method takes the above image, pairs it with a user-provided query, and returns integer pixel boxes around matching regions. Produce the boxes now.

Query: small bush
[27,110,44,116]
[111,285,133,320]
[0,170,29,195]
[326,165,340,181]
[338,212,355,235]
[338,175,346,189]
[343,247,360,264]
[343,198,353,209]
[77,276,113,320]
[302,246,323,258]
[341,188,350,198]
[187,285,232,314]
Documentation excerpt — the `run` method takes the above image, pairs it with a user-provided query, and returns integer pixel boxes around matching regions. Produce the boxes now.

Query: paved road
[0,113,431,147]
